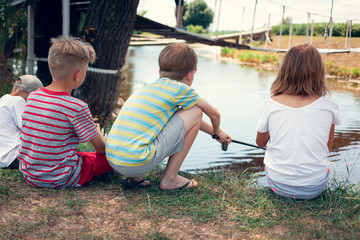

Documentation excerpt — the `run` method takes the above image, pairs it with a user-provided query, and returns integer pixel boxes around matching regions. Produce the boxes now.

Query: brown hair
[48,36,96,80]
[158,43,197,81]
[271,43,328,96]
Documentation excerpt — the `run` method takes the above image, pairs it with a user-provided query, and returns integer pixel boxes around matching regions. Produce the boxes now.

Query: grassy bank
[1,167,359,239]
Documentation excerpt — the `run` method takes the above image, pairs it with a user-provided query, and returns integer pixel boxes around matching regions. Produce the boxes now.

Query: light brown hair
[271,43,328,96]
[158,43,197,81]
[48,36,96,80]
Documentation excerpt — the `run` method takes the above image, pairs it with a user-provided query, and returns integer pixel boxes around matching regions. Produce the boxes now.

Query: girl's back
[256,44,341,199]
[258,94,340,186]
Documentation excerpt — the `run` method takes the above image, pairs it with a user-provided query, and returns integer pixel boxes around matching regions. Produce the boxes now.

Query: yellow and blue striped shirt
[106,78,200,166]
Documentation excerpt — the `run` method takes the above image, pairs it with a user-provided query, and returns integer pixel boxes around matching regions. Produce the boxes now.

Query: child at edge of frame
[0,75,43,169]
[17,36,113,188]
[106,43,232,190]
[256,43,341,200]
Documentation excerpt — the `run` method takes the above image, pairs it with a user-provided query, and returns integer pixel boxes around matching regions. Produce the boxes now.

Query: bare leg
[160,106,202,190]
[175,6,184,28]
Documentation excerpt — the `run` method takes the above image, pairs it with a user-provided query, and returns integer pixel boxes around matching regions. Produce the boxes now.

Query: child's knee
[178,106,202,127]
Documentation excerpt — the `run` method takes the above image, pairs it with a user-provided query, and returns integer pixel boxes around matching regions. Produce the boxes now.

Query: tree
[0,0,27,95]
[73,0,140,127]
[183,0,214,29]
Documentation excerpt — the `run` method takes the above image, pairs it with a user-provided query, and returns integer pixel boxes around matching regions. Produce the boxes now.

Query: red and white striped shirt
[18,87,98,188]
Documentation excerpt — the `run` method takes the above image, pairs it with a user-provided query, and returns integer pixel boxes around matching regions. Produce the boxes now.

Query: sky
[138,0,360,31]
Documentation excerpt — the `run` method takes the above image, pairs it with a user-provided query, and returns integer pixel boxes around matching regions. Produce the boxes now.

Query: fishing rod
[231,139,266,150]
[212,134,266,151]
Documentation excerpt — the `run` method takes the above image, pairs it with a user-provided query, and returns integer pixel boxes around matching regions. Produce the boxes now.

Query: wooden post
[62,0,70,37]
[250,0,258,46]
[211,0,217,36]
[278,5,285,49]
[310,20,314,44]
[239,7,245,44]
[288,17,292,49]
[265,13,271,48]
[305,12,311,43]
[27,4,35,75]
[349,20,352,49]
[327,19,333,53]
[345,20,349,49]
[215,0,222,40]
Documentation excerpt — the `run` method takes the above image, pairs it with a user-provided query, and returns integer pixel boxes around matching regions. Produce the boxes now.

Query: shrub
[351,67,360,78]
[186,24,206,34]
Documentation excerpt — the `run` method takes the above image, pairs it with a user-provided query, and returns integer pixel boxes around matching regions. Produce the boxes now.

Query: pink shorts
[77,152,113,186]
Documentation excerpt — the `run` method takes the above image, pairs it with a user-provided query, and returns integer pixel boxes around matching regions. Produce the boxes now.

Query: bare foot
[159,175,198,190]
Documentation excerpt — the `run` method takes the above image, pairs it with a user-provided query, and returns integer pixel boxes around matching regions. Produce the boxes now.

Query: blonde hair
[48,36,96,80]
[271,43,328,96]
[158,43,197,81]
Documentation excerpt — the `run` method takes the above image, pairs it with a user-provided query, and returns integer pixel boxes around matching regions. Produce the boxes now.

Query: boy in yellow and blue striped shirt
[106,43,231,190]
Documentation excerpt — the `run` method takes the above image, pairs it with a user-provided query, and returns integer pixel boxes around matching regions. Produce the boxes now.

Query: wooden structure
[217,28,271,44]
[133,15,249,50]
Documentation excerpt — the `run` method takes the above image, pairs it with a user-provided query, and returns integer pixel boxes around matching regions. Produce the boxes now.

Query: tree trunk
[74,0,139,128]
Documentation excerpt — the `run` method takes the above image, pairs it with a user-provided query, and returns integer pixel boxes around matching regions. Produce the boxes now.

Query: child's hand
[93,118,107,140]
[212,130,232,151]
[94,121,107,140]
[213,129,232,144]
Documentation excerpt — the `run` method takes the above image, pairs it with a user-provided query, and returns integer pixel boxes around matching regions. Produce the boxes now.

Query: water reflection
[122,45,360,184]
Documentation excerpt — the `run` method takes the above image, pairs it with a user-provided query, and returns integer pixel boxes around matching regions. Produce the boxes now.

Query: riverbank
[1,168,359,239]
[216,35,360,91]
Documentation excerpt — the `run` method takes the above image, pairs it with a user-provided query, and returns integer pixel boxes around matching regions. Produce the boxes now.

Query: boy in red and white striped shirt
[18,36,113,188]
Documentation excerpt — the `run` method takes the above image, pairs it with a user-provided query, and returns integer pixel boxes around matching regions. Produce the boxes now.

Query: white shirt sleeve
[256,99,270,133]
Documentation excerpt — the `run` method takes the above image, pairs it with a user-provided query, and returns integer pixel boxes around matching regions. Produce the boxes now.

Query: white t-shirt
[256,96,341,186]
[0,94,26,168]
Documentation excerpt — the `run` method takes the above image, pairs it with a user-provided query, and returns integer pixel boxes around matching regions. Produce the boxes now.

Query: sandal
[160,178,197,191]
[118,178,151,188]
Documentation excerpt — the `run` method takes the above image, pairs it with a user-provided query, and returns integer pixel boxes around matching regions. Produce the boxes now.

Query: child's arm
[90,123,106,153]
[195,98,231,143]
[256,131,269,148]
[327,124,335,151]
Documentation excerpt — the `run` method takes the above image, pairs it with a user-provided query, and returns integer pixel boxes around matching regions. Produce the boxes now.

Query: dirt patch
[0,176,270,240]
[261,35,360,69]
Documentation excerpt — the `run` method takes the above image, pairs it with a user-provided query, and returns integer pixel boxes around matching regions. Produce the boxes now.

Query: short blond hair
[271,44,328,96]
[48,36,96,80]
[158,43,197,81]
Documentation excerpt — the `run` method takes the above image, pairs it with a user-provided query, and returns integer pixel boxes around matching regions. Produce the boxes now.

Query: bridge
[133,15,250,50]
[216,28,271,44]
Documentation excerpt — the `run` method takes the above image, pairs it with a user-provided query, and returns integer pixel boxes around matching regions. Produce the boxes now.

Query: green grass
[0,166,359,239]
[221,48,280,65]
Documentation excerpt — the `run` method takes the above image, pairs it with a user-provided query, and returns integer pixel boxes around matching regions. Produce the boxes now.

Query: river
[121,45,360,185]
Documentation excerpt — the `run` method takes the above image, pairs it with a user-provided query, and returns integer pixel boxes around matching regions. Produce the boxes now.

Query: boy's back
[18,36,112,188]
[18,87,98,188]
[0,75,43,169]
[0,94,26,167]
[106,77,200,167]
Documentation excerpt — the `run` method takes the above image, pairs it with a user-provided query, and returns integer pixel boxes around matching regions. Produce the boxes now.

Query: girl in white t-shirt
[256,44,341,200]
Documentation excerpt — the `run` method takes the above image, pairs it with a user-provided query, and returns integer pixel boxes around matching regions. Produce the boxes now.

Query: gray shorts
[266,168,330,200]
[112,114,185,177]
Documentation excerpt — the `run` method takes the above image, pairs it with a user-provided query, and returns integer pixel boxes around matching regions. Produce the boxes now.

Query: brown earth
[259,35,360,69]
[0,173,273,240]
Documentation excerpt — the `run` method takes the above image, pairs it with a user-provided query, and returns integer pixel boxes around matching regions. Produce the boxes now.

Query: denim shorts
[266,168,330,200]
[112,114,185,177]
